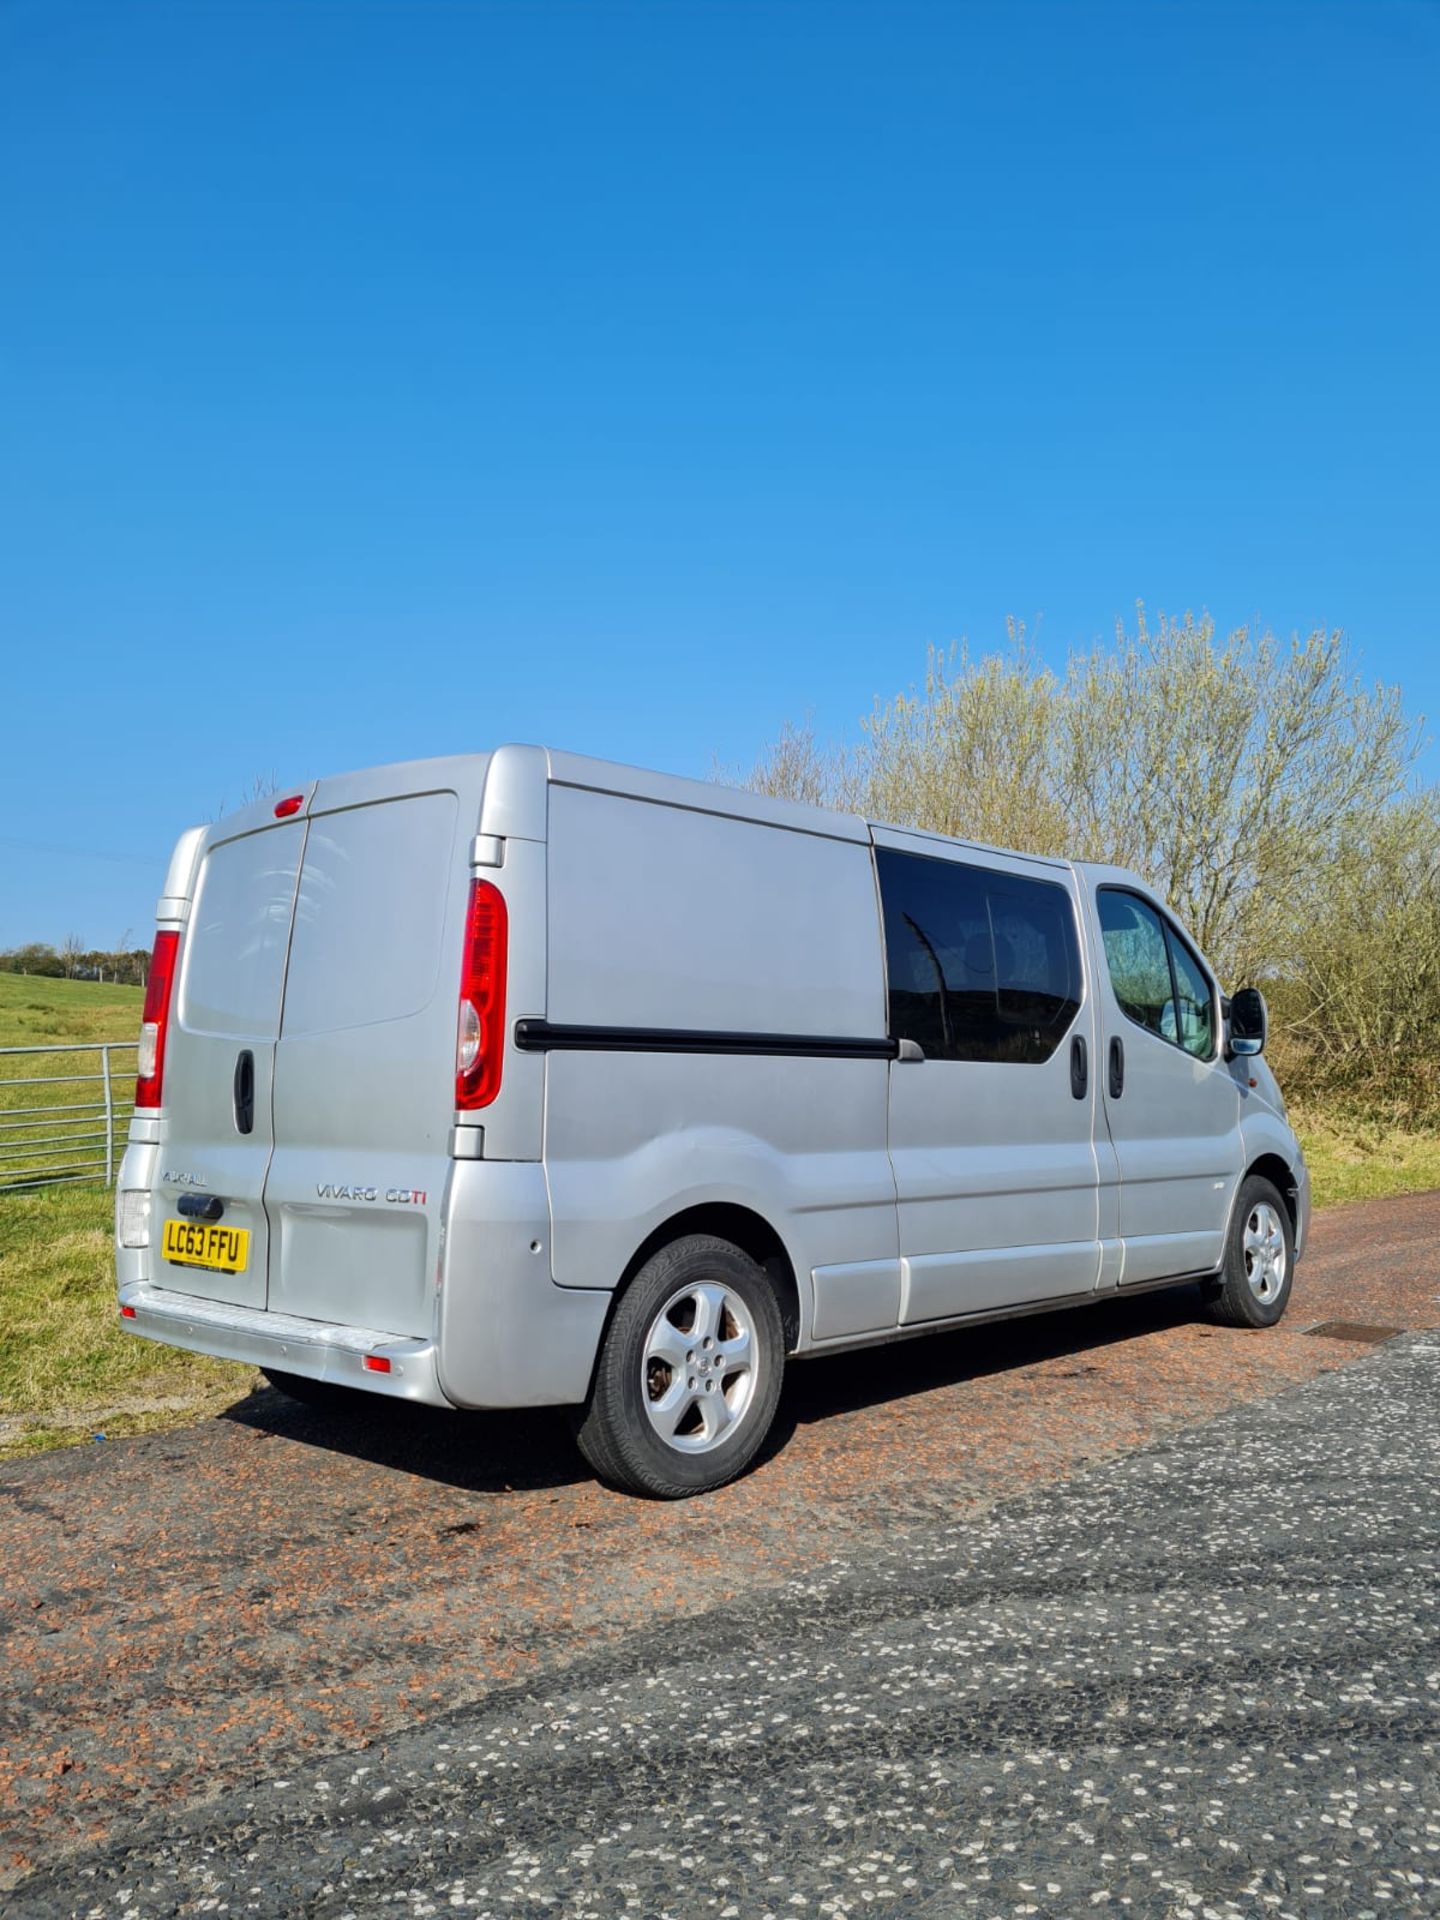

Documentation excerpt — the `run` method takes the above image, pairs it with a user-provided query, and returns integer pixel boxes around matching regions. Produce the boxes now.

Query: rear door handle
[233,1049,255,1136]
[1108,1035,1125,1099]
[1069,1034,1087,1100]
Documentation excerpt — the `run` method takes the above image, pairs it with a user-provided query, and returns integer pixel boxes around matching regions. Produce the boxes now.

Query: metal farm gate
[0,1042,137,1192]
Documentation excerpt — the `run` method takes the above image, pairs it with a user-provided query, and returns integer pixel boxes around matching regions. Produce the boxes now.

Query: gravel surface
[12,1329,1440,1920]
[5,1191,1439,1877]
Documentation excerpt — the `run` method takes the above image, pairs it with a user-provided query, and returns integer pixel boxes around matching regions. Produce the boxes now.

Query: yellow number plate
[161,1218,250,1274]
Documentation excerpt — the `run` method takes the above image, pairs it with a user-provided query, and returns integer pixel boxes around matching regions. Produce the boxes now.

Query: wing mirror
[1228,986,1268,1058]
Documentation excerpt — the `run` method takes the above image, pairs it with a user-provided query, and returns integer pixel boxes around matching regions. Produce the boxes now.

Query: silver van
[115,746,1309,1496]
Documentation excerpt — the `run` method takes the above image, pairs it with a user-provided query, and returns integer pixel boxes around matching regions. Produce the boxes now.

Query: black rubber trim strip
[514,1019,899,1060]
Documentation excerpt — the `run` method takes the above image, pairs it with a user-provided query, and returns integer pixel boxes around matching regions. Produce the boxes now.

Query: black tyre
[261,1368,367,1414]
[1202,1175,1295,1329]
[575,1234,786,1498]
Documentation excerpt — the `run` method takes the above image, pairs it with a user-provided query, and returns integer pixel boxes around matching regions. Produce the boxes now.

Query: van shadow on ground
[221,1283,1208,1499]
[756,1281,1206,1470]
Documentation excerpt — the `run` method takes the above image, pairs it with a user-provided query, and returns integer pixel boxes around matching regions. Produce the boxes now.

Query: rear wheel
[261,1368,367,1414]
[575,1234,785,1497]
[1202,1175,1295,1329]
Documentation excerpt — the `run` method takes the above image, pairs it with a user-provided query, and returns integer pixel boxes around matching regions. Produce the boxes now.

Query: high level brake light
[455,879,508,1110]
[135,930,180,1109]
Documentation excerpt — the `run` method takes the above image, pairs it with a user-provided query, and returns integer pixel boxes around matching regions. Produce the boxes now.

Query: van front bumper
[117,1281,452,1407]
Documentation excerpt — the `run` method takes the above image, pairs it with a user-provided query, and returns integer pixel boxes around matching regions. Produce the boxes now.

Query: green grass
[0,1184,256,1459]
[1295,1109,1440,1210]
[0,977,253,1456]
[0,970,143,1047]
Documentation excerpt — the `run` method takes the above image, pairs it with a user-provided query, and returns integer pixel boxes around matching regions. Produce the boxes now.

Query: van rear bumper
[117,1281,452,1407]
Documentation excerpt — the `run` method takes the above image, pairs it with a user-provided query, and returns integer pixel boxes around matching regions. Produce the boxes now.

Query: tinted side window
[1098,889,1218,1062]
[1165,926,1215,1060]
[1097,890,1174,1042]
[876,848,1082,1064]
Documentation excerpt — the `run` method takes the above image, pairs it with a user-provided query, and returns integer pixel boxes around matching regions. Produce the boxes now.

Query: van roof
[178,744,1139,882]
[544,747,1077,872]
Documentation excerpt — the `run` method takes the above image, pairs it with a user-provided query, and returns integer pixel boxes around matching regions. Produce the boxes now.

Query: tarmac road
[2,1191,1438,1915]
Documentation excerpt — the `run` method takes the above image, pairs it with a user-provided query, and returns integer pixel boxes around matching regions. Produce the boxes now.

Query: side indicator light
[274,794,305,818]
[362,1354,392,1374]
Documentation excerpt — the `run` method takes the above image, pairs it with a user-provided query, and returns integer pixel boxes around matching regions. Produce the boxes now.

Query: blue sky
[2,0,1437,947]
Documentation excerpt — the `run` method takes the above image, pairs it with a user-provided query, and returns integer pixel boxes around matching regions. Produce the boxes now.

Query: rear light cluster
[135,930,181,1108]
[455,878,508,1110]
[117,1189,152,1249]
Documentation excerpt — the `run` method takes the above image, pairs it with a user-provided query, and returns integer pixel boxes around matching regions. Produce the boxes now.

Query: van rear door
[260,784,464,1338]
[156,817,307,1310]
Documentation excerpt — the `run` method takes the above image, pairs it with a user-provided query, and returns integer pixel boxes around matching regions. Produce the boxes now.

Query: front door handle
[1070,1034,1087,1100]
[1108,1035,1125,1099]
[233,1049,255,1136]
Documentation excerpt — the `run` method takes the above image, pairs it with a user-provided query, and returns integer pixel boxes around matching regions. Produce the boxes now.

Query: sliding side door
[876,834,1103,1324]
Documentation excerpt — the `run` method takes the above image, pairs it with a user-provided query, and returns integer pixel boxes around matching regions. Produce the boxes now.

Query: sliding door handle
[1069,1034,1088,1099]
[1108,1035,1125,1099]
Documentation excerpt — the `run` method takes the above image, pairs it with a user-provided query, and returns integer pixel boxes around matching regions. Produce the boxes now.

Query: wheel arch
[1244,1152,1301,1234]
[609,1203,802,1354]
[1209,1154,1304,1298]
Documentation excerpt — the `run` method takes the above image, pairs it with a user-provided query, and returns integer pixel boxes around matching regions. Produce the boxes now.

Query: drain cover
[1305,1320,1401,1343]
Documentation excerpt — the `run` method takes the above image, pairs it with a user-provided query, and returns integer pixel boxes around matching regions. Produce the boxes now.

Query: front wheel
[1202,1175,1295,1329]
[575,1235,786,1497]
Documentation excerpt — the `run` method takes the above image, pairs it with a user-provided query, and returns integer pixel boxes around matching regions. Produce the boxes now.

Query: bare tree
[742,609,1436,1113]
[210,771,283,823]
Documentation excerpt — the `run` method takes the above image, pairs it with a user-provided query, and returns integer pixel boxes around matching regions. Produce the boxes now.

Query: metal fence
[0,1042,137,1192]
